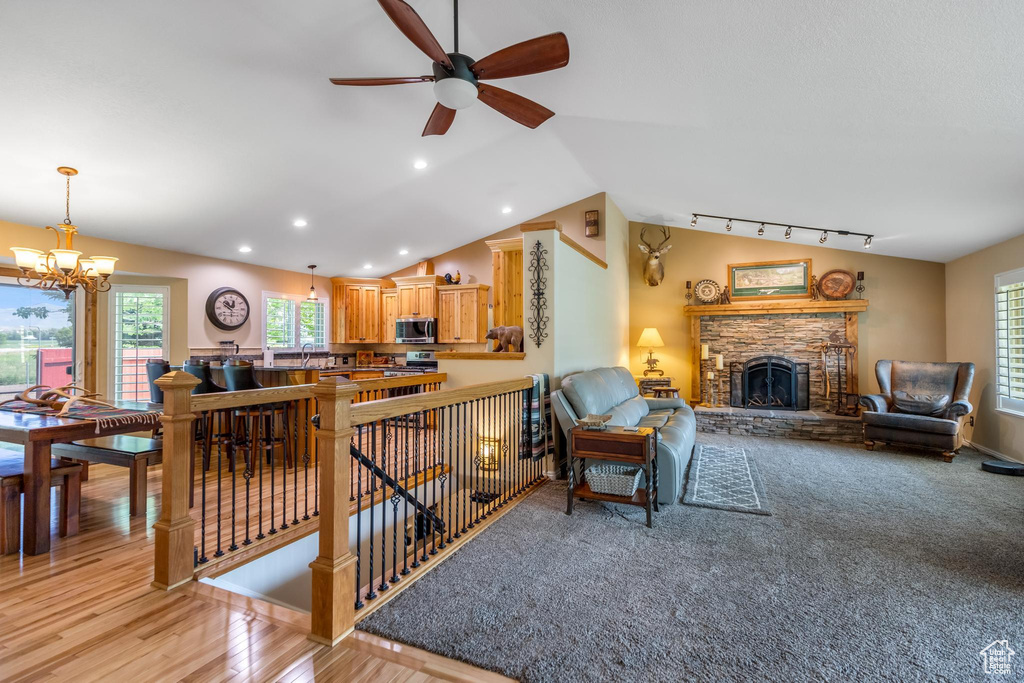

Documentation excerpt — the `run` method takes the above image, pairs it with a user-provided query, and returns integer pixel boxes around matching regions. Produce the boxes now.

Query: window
[0,278,77,401]
[110,285,169,401]
[263,292,327,352]
[996,267,1024,416]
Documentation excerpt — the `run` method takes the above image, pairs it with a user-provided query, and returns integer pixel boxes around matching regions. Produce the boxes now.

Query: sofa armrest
[859,394,890,413]
[945,400,973,420]
[550,390,579,440]
[645,397,690,411]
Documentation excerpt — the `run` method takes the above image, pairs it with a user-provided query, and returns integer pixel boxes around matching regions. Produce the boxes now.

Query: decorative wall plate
[816,270,856,300]
[694,279,721,304]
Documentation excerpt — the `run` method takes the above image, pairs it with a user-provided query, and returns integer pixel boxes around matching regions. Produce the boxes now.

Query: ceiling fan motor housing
[432,53,478,109]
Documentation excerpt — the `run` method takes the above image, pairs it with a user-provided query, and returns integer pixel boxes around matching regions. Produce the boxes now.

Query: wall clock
[816,270,856,300]
[694,279,721,304]
[206,287,250,331]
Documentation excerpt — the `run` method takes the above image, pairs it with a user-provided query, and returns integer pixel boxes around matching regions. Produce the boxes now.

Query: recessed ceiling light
[238,245,252,253]
[501,206,512,214]
[413,159,428,170]
[399,249,409,256]
[363,263,372,270]
[293,218,308,228]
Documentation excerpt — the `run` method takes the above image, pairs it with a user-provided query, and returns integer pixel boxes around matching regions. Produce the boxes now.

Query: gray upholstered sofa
[859,360,975,462]
[552,367,696,504]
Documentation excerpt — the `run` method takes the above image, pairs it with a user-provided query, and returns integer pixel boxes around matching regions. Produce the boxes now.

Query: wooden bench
[1,452,82,555]
[52,436,162,517]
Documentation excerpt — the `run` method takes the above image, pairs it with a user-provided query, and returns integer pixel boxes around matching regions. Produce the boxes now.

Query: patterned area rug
[682,444,771,515]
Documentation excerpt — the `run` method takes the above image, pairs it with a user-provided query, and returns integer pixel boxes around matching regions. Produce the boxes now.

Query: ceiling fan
[330,0,569,136]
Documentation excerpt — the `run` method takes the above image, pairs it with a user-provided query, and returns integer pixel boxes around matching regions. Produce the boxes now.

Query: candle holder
[685,280,693,304]
[855,271,866,299]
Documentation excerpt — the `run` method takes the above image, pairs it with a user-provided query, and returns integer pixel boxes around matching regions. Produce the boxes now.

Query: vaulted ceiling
[2,0,1022,274]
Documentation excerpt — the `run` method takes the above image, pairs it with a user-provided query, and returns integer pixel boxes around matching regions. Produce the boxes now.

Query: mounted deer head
[639,225,672,286]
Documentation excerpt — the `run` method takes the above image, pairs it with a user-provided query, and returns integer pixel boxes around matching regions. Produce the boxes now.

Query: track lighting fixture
[689,213,873,248]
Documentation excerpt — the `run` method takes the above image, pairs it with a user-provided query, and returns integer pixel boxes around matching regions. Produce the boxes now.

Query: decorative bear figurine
[485,325,524,352]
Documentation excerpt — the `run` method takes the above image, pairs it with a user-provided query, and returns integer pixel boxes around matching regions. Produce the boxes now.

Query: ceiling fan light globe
[434,78,478,110]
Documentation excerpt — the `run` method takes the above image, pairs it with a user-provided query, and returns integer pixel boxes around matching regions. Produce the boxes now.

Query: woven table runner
[0,401,161,434]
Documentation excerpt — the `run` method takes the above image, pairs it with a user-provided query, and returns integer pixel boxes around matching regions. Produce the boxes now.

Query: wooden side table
[567,425,658,527]
[636,376,673,397]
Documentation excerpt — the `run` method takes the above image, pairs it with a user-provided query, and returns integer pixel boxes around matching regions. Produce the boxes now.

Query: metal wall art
[528,240,549,348]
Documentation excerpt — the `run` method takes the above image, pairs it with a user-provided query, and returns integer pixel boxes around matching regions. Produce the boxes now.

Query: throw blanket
[525,374,553,462]
[0,401,161,434]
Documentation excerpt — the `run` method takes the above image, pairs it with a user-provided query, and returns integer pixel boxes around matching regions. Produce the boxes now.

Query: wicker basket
[585,464,642,497]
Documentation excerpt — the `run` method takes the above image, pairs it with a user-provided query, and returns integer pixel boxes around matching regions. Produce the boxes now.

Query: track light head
[819,231,828,244]
[784,226,792,239]
[864,236,872,249]
[725,219,732,232]
[690,215,698,228]
[757,223,765,236]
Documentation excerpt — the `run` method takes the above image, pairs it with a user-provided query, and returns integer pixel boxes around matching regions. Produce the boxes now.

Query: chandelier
[10,167,118,298]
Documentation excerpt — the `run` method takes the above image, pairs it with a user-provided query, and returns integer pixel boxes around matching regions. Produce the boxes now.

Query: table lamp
[637,328,665,377]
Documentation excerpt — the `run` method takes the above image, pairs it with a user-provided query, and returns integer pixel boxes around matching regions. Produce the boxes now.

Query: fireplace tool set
[819,336,859,416]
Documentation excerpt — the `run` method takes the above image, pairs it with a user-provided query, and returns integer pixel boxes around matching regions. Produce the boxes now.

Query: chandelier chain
[64,174,71,225]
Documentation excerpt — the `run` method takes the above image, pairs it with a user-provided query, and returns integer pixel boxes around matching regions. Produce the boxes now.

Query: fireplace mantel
[684,299,869,406]
[683,299,869,317]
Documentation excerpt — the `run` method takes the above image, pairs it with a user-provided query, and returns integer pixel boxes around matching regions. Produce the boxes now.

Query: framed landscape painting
[728,258,812,300]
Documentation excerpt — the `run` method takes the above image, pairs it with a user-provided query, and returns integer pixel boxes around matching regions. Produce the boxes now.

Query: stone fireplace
[730,355,810,411]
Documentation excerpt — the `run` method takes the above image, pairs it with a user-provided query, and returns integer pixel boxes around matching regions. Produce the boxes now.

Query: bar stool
[145,359,170,404]
[183,360,231,472]
[222,360,293,469]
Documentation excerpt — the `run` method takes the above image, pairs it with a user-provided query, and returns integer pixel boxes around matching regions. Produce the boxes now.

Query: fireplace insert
[730,356,809,411]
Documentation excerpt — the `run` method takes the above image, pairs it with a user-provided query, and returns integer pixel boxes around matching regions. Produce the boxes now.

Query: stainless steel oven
[395,318,436,344]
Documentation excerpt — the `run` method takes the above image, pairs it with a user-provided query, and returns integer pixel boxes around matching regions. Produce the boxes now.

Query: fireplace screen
[730,356,810,411]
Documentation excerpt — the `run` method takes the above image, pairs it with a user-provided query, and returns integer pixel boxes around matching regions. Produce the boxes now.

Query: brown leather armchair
[859,360,974,462]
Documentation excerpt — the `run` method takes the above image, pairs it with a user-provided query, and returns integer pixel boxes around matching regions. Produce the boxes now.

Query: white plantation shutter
[110,286,169,401]
[996,267,1024,415]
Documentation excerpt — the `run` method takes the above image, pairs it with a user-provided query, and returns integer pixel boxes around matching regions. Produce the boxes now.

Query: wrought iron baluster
[378,418,390,593]
[198,411,210,563]
[242,407,252,546]
[419,409,430,564]
[313,397,319,517]
[256,408,264,540]
[214,408,225,558]
[366,420,377,600]
[280,403,290,531]
[456,402,464,537]
[292,400,299,525]
[302,398,311,521]
[436,406,446,551]
[266,406,276,535]
[389,416,401,584]
[405,411,415,573]
[354,424,364,610]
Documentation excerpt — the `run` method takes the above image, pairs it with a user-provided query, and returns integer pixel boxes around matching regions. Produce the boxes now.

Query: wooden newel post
[309,377,361,645]
[153,370,201,590]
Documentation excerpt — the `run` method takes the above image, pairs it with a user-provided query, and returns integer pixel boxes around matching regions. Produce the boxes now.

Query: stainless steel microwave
[396,318,436,344]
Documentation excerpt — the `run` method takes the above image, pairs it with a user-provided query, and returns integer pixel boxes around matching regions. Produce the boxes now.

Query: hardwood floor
[0,460,513,682]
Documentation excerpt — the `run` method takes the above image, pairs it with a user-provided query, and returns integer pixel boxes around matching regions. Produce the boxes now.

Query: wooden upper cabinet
[486,237,524,349]
[394,275,445,318]
[380,289,398,344]
[331,278,392,344]
[437,284,490,344]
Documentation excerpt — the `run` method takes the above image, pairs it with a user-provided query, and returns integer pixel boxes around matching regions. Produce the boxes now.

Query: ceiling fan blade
[329,76,434,86]
[422,102,456,136]
[378,0,453,70]
[471,32,569,80]
[477,84,554,129]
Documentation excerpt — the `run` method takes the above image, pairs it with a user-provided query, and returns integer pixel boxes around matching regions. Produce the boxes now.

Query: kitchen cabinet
[394,275,445,318]
[437,284,490,344]
[380,288,398,343]
[331,278,393,344]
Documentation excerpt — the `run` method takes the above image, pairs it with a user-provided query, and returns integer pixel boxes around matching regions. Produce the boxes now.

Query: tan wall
[1,218,332,353]
[386,192,609,294]
[628,223,947,400]
[945,232,1024,460]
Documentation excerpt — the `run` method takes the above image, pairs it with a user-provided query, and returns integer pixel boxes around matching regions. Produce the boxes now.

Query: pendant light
[307,264,318,301]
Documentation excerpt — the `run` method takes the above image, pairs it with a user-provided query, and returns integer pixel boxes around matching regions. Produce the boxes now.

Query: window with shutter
[262,292,328,352]
[995,267,1024,416]
[110,286,169,401]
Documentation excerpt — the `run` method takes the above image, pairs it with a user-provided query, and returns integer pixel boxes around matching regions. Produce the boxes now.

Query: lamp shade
[636,328,664,348]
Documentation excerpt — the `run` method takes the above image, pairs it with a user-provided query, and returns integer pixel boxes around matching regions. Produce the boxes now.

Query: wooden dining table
[0,401,159,555]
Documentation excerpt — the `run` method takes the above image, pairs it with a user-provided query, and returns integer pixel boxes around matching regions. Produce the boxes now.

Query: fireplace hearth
[730,356,810,411]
